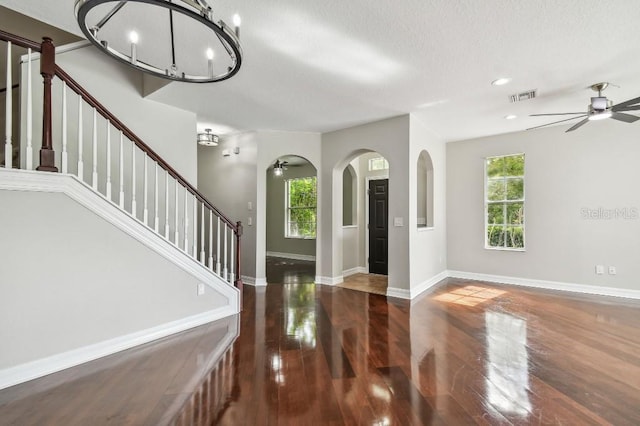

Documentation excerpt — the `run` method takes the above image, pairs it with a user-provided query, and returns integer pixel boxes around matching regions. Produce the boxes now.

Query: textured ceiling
[3,0,640,141]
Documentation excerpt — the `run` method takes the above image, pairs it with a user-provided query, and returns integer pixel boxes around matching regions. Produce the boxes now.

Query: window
[368,157,389,171]
[286,177,317,238]
[485,154,524,249]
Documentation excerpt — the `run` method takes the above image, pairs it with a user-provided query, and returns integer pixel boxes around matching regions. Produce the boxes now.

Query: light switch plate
[394,217,403,227]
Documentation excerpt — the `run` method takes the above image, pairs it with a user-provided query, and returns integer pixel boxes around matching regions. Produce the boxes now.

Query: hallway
[2,280,640,424]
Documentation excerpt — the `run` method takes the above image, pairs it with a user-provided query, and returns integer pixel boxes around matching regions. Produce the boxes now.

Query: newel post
[235,221,243,297]
[36,37,58,172]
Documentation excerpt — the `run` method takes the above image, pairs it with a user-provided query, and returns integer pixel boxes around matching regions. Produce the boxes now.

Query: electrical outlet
[197,283,205,295]
[248,217,253,226]
[608,266,617,275]
[595,265,604,275]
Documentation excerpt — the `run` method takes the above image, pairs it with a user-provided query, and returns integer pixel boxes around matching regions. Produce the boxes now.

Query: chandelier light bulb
[206,48,214,60]
[129,31,138,64]
[129,30,139,44]
[233,14,241,27]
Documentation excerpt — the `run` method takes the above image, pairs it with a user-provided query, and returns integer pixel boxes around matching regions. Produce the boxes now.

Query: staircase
[0,30,241,389]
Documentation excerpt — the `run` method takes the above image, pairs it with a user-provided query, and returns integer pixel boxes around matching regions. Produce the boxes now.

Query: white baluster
[200,203,205,263]
[4,41,12,168]
[92,108,98,189]
[165,170,170,239]
[26,48,33,170]
[143,153,148,225]
[230,229,235,284]
[208,210,213,269]
[61,80,67,173]
[184,189,190,252]
[119,132,124,208]
[106,121,111,200]
[192,197,197,257]
[216,216,221,275]
[224,224,228,280]
[131,144,137,217]
[154,163,159,232]
[174,182,179,245]
[77,97,83,180]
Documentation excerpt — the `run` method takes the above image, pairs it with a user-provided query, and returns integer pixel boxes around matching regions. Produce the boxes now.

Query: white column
[106,121,111,200]
[154,163,159,232]
[165,170,170,239]
[224,224,228,280]
[118,132,124,208]
[92,108,98,189]
[192,197,197,257]
[4,42,12,168]
[174,182,179,245]
[200,203,206,263]
[208,210,213,269]
[131,143,137,217]
[143,153,149,225]
[184,188,189,252]
[77,97,84,180]
[61,80,67,173]
[26,48,33,170]
[216,216,221,275]
[230,229,235,284]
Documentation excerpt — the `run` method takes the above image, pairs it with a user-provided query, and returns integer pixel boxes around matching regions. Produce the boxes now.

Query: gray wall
[0,189,230,370]
[197,132,258,279]
[447,120,640,291]
[266,162,317,257]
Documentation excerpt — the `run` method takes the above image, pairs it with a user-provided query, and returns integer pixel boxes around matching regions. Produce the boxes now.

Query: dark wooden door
[368,179,388,275]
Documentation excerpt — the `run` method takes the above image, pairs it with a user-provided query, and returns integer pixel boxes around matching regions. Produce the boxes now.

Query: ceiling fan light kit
[528,82,640,132]
[75,0,243,83]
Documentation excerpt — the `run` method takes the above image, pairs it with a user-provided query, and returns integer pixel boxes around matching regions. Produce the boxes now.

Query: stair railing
[1,32,242,291]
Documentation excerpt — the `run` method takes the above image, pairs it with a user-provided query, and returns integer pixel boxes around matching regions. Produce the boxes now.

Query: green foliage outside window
[286,177,317,238]
[486,154,525,249]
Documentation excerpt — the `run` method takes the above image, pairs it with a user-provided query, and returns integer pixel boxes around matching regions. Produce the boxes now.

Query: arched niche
[417,150,434,228]
[342,164,357,226]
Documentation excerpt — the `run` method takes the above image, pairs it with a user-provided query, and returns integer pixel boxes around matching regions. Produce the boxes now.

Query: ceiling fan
[527,83,640,132]
[273,160,289,177]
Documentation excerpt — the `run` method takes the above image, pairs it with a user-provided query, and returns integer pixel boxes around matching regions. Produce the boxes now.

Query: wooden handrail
[0,29,42,51]
[54,65,238,232]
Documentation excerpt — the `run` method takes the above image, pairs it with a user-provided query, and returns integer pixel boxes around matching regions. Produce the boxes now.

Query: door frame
[364,174,388,271]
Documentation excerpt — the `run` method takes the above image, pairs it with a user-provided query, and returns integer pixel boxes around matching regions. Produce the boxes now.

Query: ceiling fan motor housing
[591,97,611,112]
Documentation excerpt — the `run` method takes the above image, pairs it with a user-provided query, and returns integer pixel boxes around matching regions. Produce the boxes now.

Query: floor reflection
[485,311,532,416]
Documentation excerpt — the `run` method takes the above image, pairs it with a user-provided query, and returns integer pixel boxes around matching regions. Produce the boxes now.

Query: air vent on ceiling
[509,90,537,103]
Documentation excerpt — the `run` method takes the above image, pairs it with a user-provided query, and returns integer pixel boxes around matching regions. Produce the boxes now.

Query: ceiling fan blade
[611,112,640,123]
[529,112,585,116]
[526,115,586,131]
[566,118,590,132]
[612,96,640,111]
[612,105,640,112]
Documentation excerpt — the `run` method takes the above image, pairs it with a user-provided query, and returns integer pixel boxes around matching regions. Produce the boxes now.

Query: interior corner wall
[255,131,322,283]
[197,132,258,280]
[320,115,411,289]
[266,162,317,257]
[21,45,198,184]
[447,121,640,292]
[409,115,447,289]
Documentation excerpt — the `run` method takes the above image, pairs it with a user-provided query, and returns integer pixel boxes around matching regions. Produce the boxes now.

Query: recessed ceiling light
[504,114,517,120]
[491,77,512,86]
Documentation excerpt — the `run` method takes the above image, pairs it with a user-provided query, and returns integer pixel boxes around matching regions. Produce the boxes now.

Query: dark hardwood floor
[2,275,640,425]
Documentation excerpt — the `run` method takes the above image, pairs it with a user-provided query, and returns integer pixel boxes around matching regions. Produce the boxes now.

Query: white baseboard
[0,306,236,391]
[315,275,343,286]
[242,276,267,287]
[266,251,316,262]
[410,270,449,299]
[0,169,240,311]
[386,287,411,299]
[343,266,367,277]
[447,270,640,300]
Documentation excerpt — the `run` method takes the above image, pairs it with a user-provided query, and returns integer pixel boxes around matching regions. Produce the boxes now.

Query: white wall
[320,115,410,289]
[409,115,447,292]
[266,162,317,257]
[447,120,640,292]
[0,189,230,371]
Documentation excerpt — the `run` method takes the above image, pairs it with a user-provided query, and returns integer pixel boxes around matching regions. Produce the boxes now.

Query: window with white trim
[368,157,389,171]
[285,176,317,239]
[485,154,525,249]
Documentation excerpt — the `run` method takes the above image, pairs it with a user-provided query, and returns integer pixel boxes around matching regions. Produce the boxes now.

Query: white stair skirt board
[315,275,343,286]
[342,266,367,277]
[266,251,316,262]
[448,270,640,300]
[0,306,236,390]
[242,276,267,287]
[0,169,240,311]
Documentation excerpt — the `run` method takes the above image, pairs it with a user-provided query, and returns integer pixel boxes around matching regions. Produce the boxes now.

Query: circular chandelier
[197,128,219,146]
[75,0,243,83]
